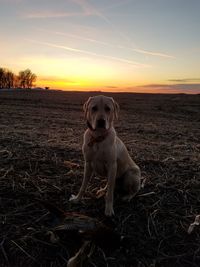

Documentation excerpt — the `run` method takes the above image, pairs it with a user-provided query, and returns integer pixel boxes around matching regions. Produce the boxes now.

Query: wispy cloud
[38,76,75,83]
[168,78,200,83]
[23,11,84,19]
[72,0,98,16]
[23,0,103,19]
[26,39,151,67]
[136,83,200,94]
[104,85,118,89]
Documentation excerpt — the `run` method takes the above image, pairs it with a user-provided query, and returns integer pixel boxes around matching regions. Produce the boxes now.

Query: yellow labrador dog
[70,95,141,216]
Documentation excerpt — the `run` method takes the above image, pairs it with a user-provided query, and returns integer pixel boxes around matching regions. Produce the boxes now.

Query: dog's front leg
[70,161,93,202]
[105,162,117,216]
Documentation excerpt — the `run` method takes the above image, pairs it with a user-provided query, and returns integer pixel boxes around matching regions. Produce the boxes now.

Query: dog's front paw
[69,194,81,203]
[105,205,114,217]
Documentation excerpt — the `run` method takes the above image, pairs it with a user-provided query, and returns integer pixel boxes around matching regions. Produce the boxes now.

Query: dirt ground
[0,90,199,267]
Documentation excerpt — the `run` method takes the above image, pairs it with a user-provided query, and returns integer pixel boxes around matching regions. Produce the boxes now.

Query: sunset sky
[0,0,200,93]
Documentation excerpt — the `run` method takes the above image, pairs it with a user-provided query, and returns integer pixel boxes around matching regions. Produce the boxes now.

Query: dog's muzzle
[96,119,106,129]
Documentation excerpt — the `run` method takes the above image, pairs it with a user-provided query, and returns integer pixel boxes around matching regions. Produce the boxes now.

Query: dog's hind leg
[122,167,141,202]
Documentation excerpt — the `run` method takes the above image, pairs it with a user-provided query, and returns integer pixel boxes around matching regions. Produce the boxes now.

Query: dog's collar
[86,121,109,147]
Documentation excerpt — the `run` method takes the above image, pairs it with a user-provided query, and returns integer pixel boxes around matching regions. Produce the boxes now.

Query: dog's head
[83,95,119,131]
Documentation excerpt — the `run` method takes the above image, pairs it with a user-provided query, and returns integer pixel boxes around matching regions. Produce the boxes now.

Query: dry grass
[0,90,200,266]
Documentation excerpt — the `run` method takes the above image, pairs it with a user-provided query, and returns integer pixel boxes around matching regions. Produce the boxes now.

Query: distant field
[0,90,199,267]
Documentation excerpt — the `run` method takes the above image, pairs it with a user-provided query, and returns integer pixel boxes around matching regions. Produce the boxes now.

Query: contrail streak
[37,28,174,59]
[26,39,150,67]
[72,0,134,44]
[36,28,114,47]
[131,48,174,59]
[23,1,174,59]
[71,0,174,59]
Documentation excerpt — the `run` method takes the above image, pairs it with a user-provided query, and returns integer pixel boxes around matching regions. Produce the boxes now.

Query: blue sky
[0,0,200,93]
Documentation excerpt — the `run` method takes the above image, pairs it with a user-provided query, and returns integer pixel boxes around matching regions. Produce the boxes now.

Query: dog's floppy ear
[110,98,120,120]
[83,97,92,120]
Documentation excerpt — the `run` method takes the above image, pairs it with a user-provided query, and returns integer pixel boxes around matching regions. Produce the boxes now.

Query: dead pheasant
[38,200,122,266]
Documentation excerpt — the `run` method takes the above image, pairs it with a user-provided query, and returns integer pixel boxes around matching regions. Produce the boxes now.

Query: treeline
[0,67,37,89]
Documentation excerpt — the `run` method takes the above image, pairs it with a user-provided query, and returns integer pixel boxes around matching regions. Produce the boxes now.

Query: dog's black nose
[97,119,106,128]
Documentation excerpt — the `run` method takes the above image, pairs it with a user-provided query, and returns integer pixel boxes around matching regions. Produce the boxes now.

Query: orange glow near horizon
[36,73,152,92]
[35,77,199,94]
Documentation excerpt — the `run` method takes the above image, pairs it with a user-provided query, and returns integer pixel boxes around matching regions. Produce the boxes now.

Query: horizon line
[1,87,199,95]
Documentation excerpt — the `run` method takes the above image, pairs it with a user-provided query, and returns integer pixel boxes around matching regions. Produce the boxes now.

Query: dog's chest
[90,143,109,176]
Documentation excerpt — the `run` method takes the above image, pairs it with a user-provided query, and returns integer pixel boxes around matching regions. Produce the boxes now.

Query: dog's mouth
[87,120,108,132]
[96,119,106,129]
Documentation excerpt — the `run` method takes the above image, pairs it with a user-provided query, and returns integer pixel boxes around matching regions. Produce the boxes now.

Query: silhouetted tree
[13,74,20,88]
[0,68,5,88]
[0,67,37,89]
[5,70,14,88]
[18,69,37,88]
[0,68,15,89]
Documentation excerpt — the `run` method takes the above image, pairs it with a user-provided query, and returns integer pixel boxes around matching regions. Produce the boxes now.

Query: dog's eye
[105,106,111,112]
[92,106,98,112]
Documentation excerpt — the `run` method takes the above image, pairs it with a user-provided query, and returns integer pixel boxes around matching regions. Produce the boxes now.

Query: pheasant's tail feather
[54,218,98,232]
